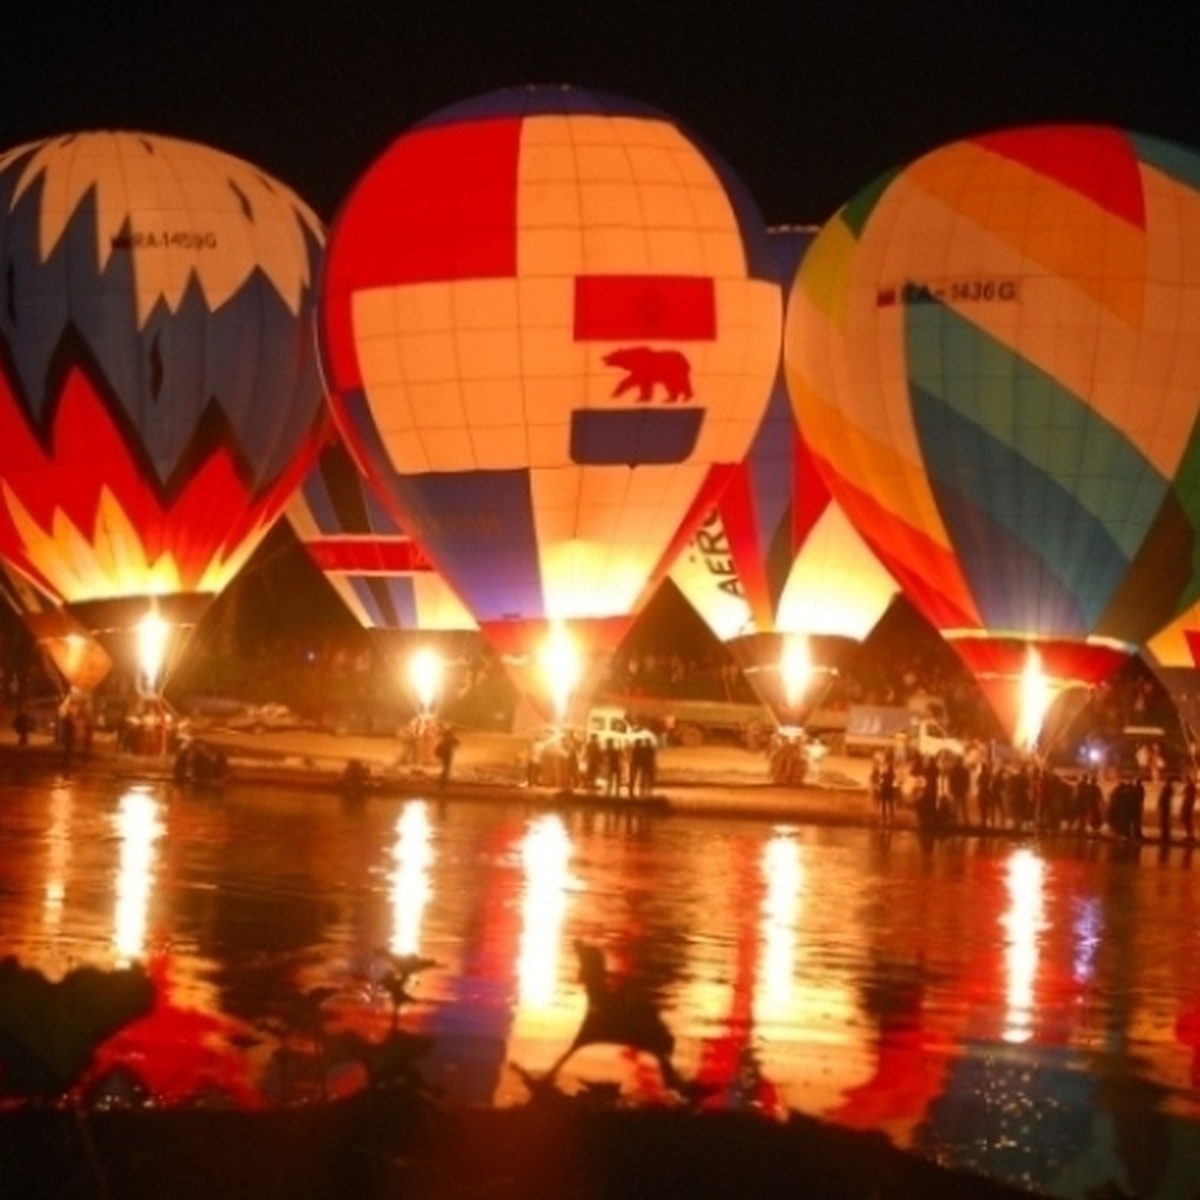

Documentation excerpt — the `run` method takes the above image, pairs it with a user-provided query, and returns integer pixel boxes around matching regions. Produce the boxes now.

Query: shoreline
[4,731,1194,850]
[0,724,899,829]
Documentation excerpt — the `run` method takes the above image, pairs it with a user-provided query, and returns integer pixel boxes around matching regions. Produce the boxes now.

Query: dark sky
[4,1,1198,229]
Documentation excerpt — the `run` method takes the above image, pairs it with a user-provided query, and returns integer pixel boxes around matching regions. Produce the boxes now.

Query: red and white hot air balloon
[318,86,781,721]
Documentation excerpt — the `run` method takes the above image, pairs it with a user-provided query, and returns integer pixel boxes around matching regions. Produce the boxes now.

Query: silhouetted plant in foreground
[0,956,155,1101]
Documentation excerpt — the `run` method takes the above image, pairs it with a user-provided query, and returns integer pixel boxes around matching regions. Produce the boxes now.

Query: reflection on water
[112,787,164,965]
[1002,847,1045,1045]
[516,814,573,1011]
[41,786,71,934]
[1,776,1199,1197]
[389,800,432,957]
[758,829,800,1017]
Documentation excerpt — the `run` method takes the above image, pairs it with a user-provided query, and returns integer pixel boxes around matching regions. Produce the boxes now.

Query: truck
[588,693,773,749]
[842,699,964,759]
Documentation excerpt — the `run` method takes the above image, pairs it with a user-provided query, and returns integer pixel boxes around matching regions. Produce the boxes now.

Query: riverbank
[0,721,895,828]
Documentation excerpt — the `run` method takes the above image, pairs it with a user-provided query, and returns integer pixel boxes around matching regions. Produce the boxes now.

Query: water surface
[1,772,1198,1198]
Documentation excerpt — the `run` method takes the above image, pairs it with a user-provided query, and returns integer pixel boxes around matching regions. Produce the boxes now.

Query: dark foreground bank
[0,1091,1045,1200]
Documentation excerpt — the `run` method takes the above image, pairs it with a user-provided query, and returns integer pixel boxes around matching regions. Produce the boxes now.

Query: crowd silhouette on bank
[526,727,660,799]
[867,743,1198,843]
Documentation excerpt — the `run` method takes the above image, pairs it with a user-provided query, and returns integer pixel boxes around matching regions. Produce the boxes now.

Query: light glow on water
[1002,848,1046,1045]
[390,800,433,957]
[111,787,164,966]
[758,829,801,1016]
[517,814,575,1010]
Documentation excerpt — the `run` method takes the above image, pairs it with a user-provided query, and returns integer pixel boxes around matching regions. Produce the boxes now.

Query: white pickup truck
[843,703,964,759]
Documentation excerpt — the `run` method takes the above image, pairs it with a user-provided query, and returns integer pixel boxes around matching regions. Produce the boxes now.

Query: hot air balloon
[318,86,780,723]
[670,227,897,726]
[1141,605,1200,757]
[784,125,1200,747]
[0,564,112,696]
[287,435,480,721]
[0,131,328,707]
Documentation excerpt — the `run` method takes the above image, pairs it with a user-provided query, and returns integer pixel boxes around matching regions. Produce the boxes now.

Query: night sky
[4,2,1199,229]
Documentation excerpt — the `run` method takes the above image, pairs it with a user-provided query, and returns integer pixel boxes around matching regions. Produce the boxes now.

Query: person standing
[1131,776,1147,841]
[59,703,77,770]
[1182,773,1197,844]
[11,707,32,747]
[878,752,897,826]
[435,723,459,790]
[604,740,622,798]
[914,754,938,833]
[584,734,602,793]
[1157,777,1177,845]
[948,756,971,828]
[1108,777,1132,838]
[1083,773,1105,834]
[639,736,658,798]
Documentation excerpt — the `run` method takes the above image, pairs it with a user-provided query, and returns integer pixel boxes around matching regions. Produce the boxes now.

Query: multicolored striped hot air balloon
[0,131,327,688]
[670,227,897,724]
[785,125,1200,745]
[319,86,781,721]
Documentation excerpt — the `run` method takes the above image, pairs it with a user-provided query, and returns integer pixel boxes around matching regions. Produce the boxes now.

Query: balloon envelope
[0,131,328,669]
[670,227,896,721]
[1142,605,1200,749]
[785,125,1200,736]
[0,565,112,693]
[288,436,479,663]
[319,86,780,715]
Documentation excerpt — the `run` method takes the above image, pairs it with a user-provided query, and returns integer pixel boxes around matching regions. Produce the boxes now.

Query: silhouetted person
[1078,773,1104,834]
[1159,778,1178,845]
[948,756,971,826]
[584,734,602,792]
[341,758,370,796]
[1009,767,1032,829]
[1183,775,1197,844]
[877,753,897,826]
[59,706,76,769]
[977,760,994,828]
[11,708,32,747]
[604,741,621,797]
[1132,776,1147,840]
[913,754,938,832]
[435,724,458,789]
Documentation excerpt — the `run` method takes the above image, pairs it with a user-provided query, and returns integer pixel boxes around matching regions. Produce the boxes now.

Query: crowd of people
[870,743,1198,844]
[527,727,660,799]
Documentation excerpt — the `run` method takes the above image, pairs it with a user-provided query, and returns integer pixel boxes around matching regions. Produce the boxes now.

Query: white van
[586,705,654,749]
